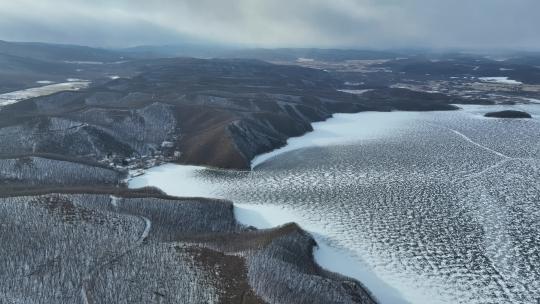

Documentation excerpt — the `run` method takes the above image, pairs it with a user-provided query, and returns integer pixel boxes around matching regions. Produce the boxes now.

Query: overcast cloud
[0,0,539,50]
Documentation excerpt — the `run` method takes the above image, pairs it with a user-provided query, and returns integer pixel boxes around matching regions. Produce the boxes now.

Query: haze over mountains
[2,0,540,50]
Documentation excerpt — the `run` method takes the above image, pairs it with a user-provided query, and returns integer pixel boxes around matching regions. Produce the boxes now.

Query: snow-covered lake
[130,104,540,304]
[0,81,90,107]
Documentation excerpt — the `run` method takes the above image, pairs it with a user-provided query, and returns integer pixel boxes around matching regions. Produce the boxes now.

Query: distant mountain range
[0,40,403,93]
[120,45,401,61]
[0,40,123,63]
[0,39,404,62]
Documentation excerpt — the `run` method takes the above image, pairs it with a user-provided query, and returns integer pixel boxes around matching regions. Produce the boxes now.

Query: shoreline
[128,166,410,303]
[127,110,438,304]
[234,203,409,304]
[251,110,418,169]
[128,104,540,304]
[127,108,419,304]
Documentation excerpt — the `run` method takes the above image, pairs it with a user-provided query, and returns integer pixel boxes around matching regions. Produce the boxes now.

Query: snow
[128,164,223,199]
[448,129,510,159]
[251,111,415,168]
[64,60,104,65]
[81,287,90,304]
[109,196,120,207]
[129,166,409,304]
[0,81,90,107]
[337,89,373,95]
[127,111,421,304]
[344,81,363,86]
[478,77,523,85]
[125,106,540,303]
[234,203,409,304]
[138,217,152,243]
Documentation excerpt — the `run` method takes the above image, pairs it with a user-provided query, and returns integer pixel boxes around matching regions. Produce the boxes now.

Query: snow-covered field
[337,89,373,95]
[128,165,221,199]
[130,104,540,304]
[478,76,523,85]
[64,60,104,65]
[0,81,90,107]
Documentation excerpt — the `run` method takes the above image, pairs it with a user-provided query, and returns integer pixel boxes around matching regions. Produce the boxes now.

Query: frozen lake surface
[130,104,540,304]
[0,81,90,107]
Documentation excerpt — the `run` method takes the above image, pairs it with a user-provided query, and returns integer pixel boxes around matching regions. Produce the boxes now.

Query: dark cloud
[0,0,539,49]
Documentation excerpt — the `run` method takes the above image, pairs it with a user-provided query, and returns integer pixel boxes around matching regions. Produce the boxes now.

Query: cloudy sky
[1,0,539,50]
